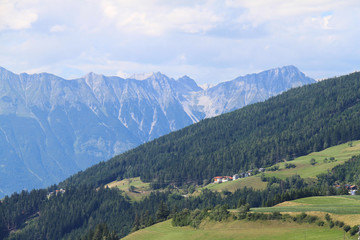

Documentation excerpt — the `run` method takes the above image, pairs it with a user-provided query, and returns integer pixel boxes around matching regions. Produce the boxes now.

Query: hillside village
[213,168,265,183]
[213,169,358,195]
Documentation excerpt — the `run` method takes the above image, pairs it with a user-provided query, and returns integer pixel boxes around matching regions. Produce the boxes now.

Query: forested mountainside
[0,65,313,197]
[62,71,360,189]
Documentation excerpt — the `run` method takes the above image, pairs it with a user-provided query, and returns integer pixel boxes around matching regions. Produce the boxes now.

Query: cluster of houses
[213,168,265,184]
[213,171,359,196]
[47,188,66,198]
[334,184,358,195]
[345,184,357,195]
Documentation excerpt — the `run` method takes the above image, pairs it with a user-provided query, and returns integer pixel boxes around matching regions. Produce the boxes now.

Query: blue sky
[0,0,359,84]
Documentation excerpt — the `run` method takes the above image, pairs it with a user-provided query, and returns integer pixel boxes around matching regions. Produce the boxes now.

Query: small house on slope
[213,176,233,183]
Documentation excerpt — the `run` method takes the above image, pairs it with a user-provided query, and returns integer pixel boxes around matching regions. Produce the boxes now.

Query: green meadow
[122,219,355,240]
[253,195,360,214]
[264,140,360,180]
[105,177,151,201]
[252,195,360,226]
[203,176,268,192]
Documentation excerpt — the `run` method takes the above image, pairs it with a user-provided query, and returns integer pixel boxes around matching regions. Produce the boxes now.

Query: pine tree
[156,201,170,222]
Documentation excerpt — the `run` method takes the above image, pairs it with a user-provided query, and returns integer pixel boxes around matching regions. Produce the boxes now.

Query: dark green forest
[62,71,360,188]
[2,71,360,239]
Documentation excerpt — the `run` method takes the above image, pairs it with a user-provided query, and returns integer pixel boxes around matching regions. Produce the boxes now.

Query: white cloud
[1,0,360,84]
[99,0,222,35]
[0,0,38,31]
[50,24,67,33]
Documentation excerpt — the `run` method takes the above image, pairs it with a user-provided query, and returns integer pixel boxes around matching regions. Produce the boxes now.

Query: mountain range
[0,65,314,197]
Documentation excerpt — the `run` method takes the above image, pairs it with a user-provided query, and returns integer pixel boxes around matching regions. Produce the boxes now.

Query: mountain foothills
[0,65,314,197]
[1,71,360,240]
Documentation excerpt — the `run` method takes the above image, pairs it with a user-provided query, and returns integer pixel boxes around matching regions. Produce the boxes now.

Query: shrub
[172,209,191,227]
[350,226,359,236]
[317,220,325,226]
[307,216,317,224]
[285,163,296,169]
[190,209,204,228]
[298,212,307,221]
[335,220,344,228]
[343,225,351,232]
[209,205,230,222]
[238,204,250,219]
[271,211,282,220]
[268,166,279,171]
[310,158,317,165]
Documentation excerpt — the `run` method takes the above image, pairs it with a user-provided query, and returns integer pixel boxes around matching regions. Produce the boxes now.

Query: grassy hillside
[199,140,360,193]
[264,140,360,180]
[203,176,268,192]
[107,139,360,195]
[105,177,151,201]
[62,72,360,189]
[253,195,360,226]
[122,219,355,240]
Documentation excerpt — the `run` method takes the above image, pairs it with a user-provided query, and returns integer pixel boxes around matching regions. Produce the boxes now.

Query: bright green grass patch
[106,177,150,191]
[202,176,267,192]
[105,177,151,201]
[253,195,360,215]
[122,219,355,240]
[264,140,360,180]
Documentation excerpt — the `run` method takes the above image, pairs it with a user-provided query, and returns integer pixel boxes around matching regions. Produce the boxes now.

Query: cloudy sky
[0,0,359,84]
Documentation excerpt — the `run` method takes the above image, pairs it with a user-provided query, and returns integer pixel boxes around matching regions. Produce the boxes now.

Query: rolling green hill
[122,219,356,240]
[253,195,360,226]
[264,140,360,180]
[61,71,360,189]
[105,177,151,201]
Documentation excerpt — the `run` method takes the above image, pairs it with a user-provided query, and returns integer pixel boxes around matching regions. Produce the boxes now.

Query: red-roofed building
[214,176,223,183]
[214,176,233,183]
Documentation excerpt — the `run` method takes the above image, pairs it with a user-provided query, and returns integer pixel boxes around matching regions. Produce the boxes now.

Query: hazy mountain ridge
[0,65,314,197]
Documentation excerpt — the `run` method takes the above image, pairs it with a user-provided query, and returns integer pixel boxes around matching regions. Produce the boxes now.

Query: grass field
[264,140,360,180]
[203,176,268,192]
[105,177,151,201]
[122,219,356,240]
[252,195,360,226]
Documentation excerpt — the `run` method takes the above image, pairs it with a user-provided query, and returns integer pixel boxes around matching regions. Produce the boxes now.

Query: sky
[0,0,360,85]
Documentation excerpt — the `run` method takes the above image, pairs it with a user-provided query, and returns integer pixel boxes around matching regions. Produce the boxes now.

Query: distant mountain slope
[62,71,360,189]
[192,65,315,117]
[0,66,314,197]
